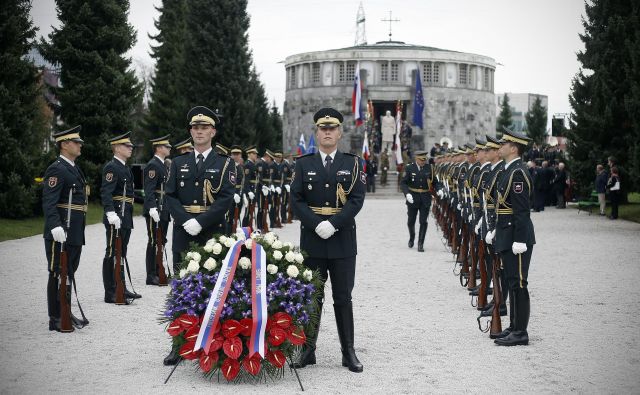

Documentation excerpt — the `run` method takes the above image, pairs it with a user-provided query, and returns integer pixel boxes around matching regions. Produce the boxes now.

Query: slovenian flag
[297,134,306,155]
[352,62,363,126]
[361,129,370,172]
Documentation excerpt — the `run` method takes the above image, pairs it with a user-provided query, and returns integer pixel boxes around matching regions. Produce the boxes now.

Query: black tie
[197,153,204,173]
[324,155,332,172]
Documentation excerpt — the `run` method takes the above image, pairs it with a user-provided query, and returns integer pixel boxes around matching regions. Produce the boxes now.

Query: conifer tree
[496,93,513,137]
[524,97,548,146]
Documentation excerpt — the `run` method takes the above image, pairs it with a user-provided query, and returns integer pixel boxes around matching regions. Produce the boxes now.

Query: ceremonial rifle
[274,168,283,227]
[59,188,74,332]
[156,182,168,286]
[114,182,126,305]
[261,169,273,232]
[476,191,488,309]
[248,167,259,229]
[466,184,478,292]
[232,166,245,232]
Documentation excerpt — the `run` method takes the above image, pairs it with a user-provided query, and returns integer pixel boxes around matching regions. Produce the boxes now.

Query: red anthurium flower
[265,318,273,332]
[268,327,287,346]
[242,354,262,376]
[177,314,199,330]
[221,358,240,381]
[272,312,292,329]
[209,334,225,352]
[179,341,200,360]
[266,350,286,368]
[199,353,215,373]
[239,318,253,337]
[222,319,243,338]
[223,337,243,359]
[287,326,306,346]
[167,318,183,337]
[184,326,200,343]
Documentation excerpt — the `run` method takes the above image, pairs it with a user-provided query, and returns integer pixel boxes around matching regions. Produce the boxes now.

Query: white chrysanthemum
[244,239,253,249]
[286,265,299,278]
[179,269,188,278]
[303,269,313,281]
[271,240,283,250]
[187,259,200,273]
[207,237,217,245]
[203,243,213,253]
[191,252,201,262]
[224,238,235,248]
[273,250,283,261]
[203,257,217,271]
[263,232,276,245]
[219,235,228,243]
[284,242,293,249]
[294,252,304,264]
[285,251,295,263]
[239,257,251,270]
[267,264,278,274]
[212,243,223,255]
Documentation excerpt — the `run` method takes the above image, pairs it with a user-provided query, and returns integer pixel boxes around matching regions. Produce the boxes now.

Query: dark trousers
[533,190,545,211]
[367,176,376,192]
[500,247,533,291]
[144,216,169,279]
[304,256,356,306]
[555,187,566,208]
[103,225,131,295]
[610,191,620,219]
[407,203,429,229]
[45,240,82,319]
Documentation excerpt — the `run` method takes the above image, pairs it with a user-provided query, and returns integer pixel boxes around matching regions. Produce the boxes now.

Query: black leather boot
[103,258,115,303]
[47,273,61,331]
[495,288,530,346]
[293,302,322,368]
[493,289,516,340]
[163,346,181,366]
[417,224,427,252]
[334,303,363,373]
[408,225,415,248]
[145,242,159,285]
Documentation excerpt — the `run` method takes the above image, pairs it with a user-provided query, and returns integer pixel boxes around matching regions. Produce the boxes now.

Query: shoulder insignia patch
[229,172,236,185]
[48,177,58,188]
[105,172,113,182]
[360,171,367,185]
[513,182,523,194]
[148,170,156,179]
[245,168,249,175]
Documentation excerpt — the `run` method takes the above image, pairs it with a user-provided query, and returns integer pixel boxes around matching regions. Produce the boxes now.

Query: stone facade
[283,41,497,154]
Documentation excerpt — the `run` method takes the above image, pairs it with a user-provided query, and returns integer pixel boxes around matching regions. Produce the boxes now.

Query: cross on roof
[381,11,400,41]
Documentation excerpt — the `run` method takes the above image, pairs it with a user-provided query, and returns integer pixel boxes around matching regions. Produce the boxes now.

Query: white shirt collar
[60,155,75,166]
[113,156,126,166]
[480,162,490,169]
[319,150,337,164]
[154,155,164,162]
[504,157,520,170]
[194,147,213,161]
[491,160,503,171]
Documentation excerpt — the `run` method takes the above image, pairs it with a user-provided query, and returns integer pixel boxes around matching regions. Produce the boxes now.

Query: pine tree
[40,0,143,195]
[145,0,188,137]
[496,93,513,138]
[269,101,284,151]
[250,71,276,152]
[568,0,640,197]
[0,0,51,218]
[524,97,548,146]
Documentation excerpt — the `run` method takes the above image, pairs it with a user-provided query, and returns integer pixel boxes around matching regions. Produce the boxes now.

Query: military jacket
[234,163,244,195]
[270,161,281,187]
[101,158,135,229]
[281,160,292,185]
[472,162,492,237]
[485,161,505,233]
[291,151,366,259]
[493,158,536,253]
[42,156,87,246]
[143,156,170,221]
[400,162,434,208]
[165,150,235,232]
[243,159,257,194]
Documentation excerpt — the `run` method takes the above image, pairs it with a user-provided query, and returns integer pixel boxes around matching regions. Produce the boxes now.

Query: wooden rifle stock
[156,226,168,286]
[114,230,126,305]
[489,253,503,336]
[476,239,487,309]
[248,200,255,228]
[232,206,240,232]
[262,194,269,232]
[274,193,282,227]
[59,248,73,332]
[286,191,293,223]
[467,231,478,289]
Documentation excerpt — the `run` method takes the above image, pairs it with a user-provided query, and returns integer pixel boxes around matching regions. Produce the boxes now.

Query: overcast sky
[31,0,586,120]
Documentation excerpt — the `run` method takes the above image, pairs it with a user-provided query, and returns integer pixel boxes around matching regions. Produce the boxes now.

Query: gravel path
[1,200,639,394]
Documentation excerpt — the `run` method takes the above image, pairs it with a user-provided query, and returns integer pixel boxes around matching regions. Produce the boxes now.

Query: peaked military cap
[264,149,276,159]
[230,145,243,154]
[485,134,500,149]
[150,134,172,147]
[245,145,258,154]
[174,137,193,150]
[313,107,343,127]
[215,143,229,155]
[464,143,475,153]
[187,106,219,127]
[414,150,428,160]
[108,131,133,146]
[499,126,532,146]
[274,150,283,158]
[54,125,83,143]
[475,137,487,149]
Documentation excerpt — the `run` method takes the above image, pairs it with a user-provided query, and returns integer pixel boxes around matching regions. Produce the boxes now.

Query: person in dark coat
[365,157,378,193]
[607,167,622,220]
[552,162,567,208]
[400,150,434,252]
[595,164,608,216]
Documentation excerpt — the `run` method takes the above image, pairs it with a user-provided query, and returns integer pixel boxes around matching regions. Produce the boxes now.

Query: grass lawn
[0,202,144,242]
[571,192,640,223]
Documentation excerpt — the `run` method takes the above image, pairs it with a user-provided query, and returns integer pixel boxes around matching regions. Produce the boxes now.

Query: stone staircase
[367,171,403,199]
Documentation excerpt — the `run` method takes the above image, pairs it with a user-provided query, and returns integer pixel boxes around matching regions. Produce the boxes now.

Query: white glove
[383,167,388,171]
[437,190,443,198]
[405,194,414,204]
[485,229,495,245]
[474,222,481,235]
[512,242,528,255]
[51,226,66,243]
[457,203,462,211]
[183,218,202,236]
[270,185,275,192]
[262,186,269,196]
[285,185,290,192]
[234,193,241,204]
[468,214,473,223]
[275,187,282,194]
[106,211,121,229]
[243,194,248,208]
[315,220,336,239]
[149,208,160,223]
[248,191,255,200]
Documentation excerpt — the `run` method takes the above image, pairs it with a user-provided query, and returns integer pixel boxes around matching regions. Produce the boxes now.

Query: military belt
[183,205,208,214]
[497,208,513,214]
[486,204,495,209]
[113,196,134,204]
[473,203,480,208]
[285,178,292,182]
[408,187,429,193]
[56,203,88,212]
[310,206,342,215]
[261,178,272,183]
[155,189,164,194]
[235,185,242,189]
[249,180,258,184]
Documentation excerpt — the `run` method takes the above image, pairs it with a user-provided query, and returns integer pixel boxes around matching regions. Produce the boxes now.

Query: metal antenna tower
[354,2,367,46]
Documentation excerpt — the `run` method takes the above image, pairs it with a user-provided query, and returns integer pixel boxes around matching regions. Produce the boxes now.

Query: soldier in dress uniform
[486,128,535,346]
[228,145,244,233]
[174,138,194,155]
[258,150,276,231]
[400,150,434,252]
[291,107,366,373]
[101,132,142,303]
[241,145,258,227]
[269,150,282,228]
[143,135,172,285]
[163,106,235,365]
[275,151,291,224]
[43,126,89,331]
[282,153,294,222]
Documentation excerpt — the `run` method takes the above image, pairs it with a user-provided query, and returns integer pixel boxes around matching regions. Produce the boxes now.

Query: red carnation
[239,318,253,337]
[268,327,287,346]
[266,350,286,368]
[272,312,292,329]
[222,319,243,338]
[287,326,306,346]
[242,354,262,376]
[223,337,243,359]
[179,341,200,360]
[221,358,240,381]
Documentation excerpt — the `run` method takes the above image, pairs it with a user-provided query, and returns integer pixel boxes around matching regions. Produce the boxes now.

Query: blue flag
[413,70,424,129]
[307,133,317,154]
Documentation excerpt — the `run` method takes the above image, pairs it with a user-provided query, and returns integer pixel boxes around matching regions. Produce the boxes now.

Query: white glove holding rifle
[149,208,160,223]
[51,226,66,243]
[106,211,121,229]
